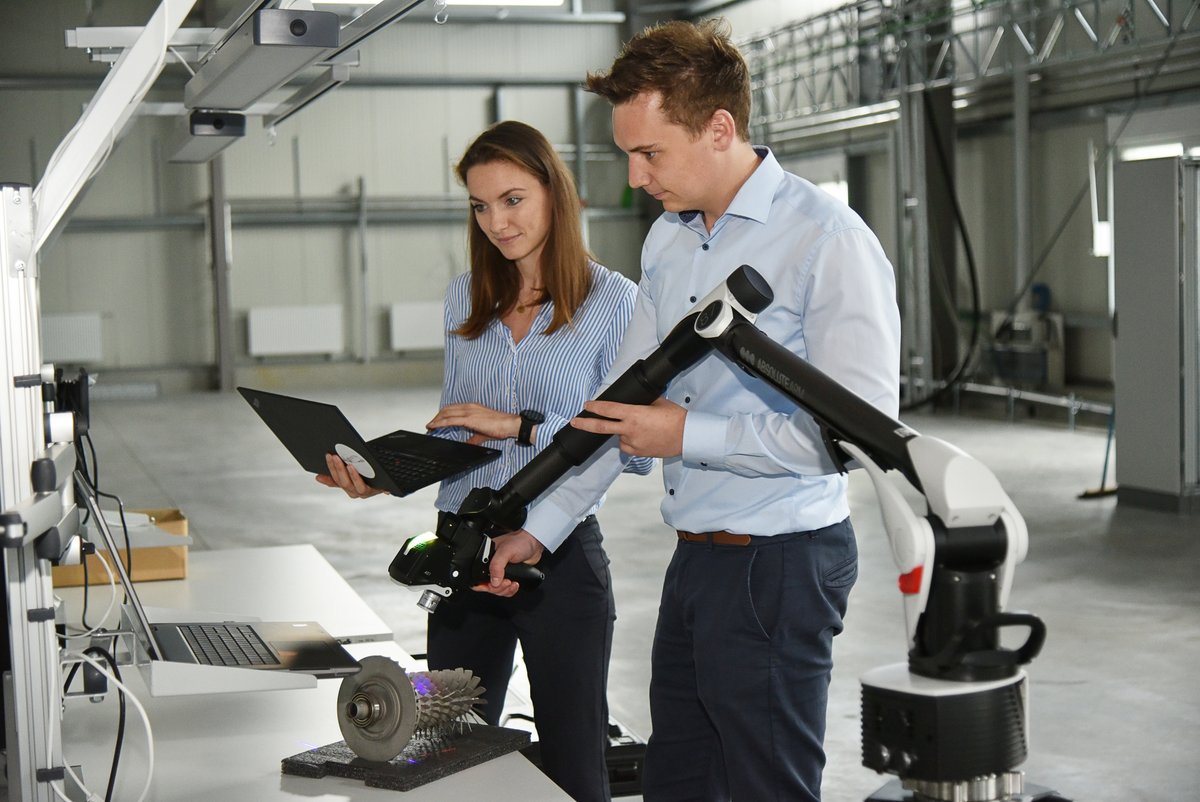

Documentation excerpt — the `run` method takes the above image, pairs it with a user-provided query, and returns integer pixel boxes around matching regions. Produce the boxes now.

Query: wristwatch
[517,409,545,446]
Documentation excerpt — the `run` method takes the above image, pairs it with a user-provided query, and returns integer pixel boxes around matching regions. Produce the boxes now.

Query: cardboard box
[52,507,189,588]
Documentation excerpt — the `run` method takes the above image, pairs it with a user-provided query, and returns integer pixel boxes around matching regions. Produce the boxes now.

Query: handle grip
[961,611,1046,667]
[504,562,545,591]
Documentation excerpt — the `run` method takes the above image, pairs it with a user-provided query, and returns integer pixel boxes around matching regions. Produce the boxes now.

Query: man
[482,18,901,802]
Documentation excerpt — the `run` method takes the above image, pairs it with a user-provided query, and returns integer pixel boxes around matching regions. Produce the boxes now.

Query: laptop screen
[73,471,165,661]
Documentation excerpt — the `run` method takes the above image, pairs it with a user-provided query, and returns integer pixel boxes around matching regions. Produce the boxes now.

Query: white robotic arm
[839,435,1029,651]
[838,440,936,648]
[906,435,1029,610]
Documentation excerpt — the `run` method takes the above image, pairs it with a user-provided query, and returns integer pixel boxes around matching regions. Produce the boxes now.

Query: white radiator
[248,304,344,357]
[42,312,104,364]
[389,302,445,351]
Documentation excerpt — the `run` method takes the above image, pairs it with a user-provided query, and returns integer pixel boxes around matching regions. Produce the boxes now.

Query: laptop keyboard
[180,623,277,667]
[370,446,450,487]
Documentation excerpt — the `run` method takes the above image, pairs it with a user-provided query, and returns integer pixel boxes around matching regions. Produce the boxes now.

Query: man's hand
[474,530,544,597]
[316,453,387,499]
[570,397,685,458]
[427,403,521,446]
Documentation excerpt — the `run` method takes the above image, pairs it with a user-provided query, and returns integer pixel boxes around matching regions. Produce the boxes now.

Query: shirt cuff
[522,500,579,553]
[533,412,568,451]
[681,409,728,466]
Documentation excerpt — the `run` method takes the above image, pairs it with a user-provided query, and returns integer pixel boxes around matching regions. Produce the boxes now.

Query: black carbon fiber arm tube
[481,309,713,531]
[479,264,777,530]
[709,319,922,491]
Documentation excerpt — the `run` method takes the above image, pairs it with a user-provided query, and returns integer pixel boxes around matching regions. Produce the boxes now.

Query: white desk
[54,546,571,801]
[56,544,394,643]
[60,641,569,801]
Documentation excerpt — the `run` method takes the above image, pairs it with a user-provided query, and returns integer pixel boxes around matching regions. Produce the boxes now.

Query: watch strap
[517,410,543,446]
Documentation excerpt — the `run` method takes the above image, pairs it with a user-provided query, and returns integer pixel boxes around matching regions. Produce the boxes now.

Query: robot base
[866,777,1071,802]
[861,665,1028,782]
[860,665,1071,802]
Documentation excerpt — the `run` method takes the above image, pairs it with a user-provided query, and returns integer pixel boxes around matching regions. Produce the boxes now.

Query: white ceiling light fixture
[445,1,564,6]
[1120,142,1185,162]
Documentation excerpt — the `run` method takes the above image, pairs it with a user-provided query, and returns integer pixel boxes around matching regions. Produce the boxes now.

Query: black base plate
[281,725,530,792]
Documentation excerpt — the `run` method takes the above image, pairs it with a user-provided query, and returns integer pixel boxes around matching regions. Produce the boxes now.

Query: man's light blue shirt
[524,148,901,551]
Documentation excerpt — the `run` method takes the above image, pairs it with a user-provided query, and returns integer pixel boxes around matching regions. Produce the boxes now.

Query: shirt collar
[723,146,782,224]
[675,146,782,227]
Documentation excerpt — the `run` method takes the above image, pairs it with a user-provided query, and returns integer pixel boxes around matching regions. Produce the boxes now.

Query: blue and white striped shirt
[433,261,653,514]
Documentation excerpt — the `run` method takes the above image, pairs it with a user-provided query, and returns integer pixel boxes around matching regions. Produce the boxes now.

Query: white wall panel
[389,302,445,351]
[42,313,104,364]
[220,120,297,197]
[369,227,464,304]
[248,304,345,357]
[39,229,211,368]
[499,87,574,143]
[230,230,351,309]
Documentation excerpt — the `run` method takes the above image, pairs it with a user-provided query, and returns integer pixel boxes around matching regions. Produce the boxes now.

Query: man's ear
[709,109,738,151]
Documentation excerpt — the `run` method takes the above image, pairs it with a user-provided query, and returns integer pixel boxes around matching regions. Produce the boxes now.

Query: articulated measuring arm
[387,265,772,610]
[386,263,1054,799]
[389,264,1043,685]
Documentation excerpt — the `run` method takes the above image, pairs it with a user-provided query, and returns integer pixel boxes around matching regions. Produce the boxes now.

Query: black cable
[901,93,983,412]
[85,432,99,491]
[76,467,135,579]
[93,489,133,578]
[63,643,125,802]
[75,432,103,620]
[80,553,91,631]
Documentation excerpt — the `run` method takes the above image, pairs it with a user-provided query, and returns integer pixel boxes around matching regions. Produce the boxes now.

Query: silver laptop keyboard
[180,623,276,667]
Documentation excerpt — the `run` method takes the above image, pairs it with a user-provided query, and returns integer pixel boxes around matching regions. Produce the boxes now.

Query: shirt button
[702,244,709,251]
[668,489,675,495]
[700,462,708,467]
[684,396,691,403]
[689,296,696,303]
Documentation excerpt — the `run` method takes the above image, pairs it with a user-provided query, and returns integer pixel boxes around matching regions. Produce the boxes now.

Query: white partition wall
[1112,157,1200,514]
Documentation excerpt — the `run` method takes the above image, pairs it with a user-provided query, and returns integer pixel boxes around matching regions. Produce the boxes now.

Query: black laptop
[237,386,501,496]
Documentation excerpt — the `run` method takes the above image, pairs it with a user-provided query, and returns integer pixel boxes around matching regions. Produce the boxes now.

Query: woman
[320,120,650,802]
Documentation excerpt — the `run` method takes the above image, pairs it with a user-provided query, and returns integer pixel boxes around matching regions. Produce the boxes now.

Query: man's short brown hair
[584,18,751,140]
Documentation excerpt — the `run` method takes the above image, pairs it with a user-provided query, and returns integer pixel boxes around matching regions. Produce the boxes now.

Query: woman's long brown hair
[453,120,593,339]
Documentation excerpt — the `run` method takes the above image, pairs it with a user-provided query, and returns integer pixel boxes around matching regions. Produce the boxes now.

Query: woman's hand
[316,453,387,499]
[426,403,521,445]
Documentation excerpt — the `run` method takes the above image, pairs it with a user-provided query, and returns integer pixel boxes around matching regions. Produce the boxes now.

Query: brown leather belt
[677,530,753,546]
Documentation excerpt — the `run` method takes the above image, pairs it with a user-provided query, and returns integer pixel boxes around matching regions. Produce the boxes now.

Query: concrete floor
[80,384,1198,802]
